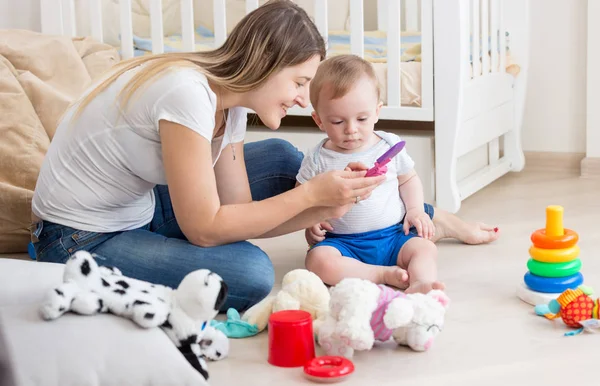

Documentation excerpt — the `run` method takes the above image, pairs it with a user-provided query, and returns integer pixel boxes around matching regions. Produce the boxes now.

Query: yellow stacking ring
[529,244,580,263]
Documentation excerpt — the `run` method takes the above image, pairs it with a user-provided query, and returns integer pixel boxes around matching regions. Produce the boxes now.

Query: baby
[297,55,445,294]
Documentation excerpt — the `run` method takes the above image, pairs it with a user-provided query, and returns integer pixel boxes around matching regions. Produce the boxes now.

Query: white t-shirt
[32,66,247,232]
[296,131,415,234]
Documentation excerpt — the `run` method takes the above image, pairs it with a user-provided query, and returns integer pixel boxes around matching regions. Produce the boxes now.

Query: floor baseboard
[524,151,585,173]
[581,157,600,177]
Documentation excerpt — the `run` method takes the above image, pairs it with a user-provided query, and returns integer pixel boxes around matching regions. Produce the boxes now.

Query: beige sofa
[0,29,121,254]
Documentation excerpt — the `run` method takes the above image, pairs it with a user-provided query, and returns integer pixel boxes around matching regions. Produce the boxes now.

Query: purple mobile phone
[365,140,406,177]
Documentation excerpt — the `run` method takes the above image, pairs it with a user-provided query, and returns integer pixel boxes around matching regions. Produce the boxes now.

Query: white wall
[587,0,600,158]
[521,0,587,153]
[0,0,40,32]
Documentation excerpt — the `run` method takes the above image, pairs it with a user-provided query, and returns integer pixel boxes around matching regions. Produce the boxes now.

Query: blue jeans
[31,139,303,312]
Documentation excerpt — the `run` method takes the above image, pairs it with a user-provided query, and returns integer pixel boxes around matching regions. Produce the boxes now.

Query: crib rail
[40,0,482,121]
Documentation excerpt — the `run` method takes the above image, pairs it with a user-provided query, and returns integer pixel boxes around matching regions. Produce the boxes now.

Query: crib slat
[377,0,387,31]
[62,0,76,37]
[350,0,364,57]
[481,0,489,75]
[405,0,419,31]
[420,0,433,109]
[488,138,500,164]
[499,0,506,73]
[387,0,401,106]
[470,0,480,78]
[246,0,259,14]
[120,0,134,59]
[213,0,227,47]
[314,0,328,42]
[490,0,498,72]
[180,0,195,51]
[89,0,103,43]
[150,0,164,54]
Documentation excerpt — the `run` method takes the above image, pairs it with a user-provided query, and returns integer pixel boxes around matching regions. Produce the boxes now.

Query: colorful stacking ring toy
[528,245,580,263]
[527,258,581,278]
[524,271,584,293]
[304,356,354,383]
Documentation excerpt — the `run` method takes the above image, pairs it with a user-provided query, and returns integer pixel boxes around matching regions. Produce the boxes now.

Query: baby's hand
[403,208,435,239]
[305,221,334,246]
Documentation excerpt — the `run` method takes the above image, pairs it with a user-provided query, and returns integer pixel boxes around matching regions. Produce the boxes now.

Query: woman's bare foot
[405,280,446,295]
[381,267,409,289]
[432,208,500,245]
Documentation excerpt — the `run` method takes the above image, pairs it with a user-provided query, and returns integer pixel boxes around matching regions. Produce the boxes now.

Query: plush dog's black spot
[144,312,155,320]
[214,280,228,311]
[133,300,149,306]
[141,290,149,294]
[101,278,110,287]
[162,319,173,329]
[113,289,126,295]
[179,346,209,380]
[115,280,129,289]
[59,306,65,312]
[98,299,104,312]
[179,334,198,347]
[55,289,64,296]
[150,284,155,288]
[158,297,165,303]
[80,260,91,276]
[215,351,221,358]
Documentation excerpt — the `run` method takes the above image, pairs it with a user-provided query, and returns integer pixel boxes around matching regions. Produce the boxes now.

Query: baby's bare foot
[405,280,446,294]
[382,267,409,289]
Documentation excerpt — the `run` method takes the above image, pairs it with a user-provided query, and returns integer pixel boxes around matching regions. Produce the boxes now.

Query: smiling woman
[29,0,387,313]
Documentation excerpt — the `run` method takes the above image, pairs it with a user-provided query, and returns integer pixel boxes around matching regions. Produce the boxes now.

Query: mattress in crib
[129,28,518,107]
[131,26,423,62]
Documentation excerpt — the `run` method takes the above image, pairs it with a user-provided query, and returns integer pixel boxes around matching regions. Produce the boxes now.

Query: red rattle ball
[303,356,355,383]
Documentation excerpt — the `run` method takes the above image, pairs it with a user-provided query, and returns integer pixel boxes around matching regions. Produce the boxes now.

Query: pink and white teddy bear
[316,278,450,358]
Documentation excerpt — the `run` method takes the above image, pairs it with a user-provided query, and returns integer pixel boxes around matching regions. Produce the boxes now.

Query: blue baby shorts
[311,203,434,267]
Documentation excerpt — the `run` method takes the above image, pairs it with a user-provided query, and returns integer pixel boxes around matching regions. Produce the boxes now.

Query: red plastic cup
[268,310,315,367]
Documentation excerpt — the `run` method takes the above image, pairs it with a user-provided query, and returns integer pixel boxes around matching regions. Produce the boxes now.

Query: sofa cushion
[0,259,65,307]
[0,259,208,386]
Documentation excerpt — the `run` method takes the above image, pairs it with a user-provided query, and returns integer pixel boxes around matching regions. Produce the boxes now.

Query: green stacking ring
[527,258,582,278]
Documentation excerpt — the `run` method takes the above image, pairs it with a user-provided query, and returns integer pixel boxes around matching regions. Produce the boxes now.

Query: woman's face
[246,55,321,130]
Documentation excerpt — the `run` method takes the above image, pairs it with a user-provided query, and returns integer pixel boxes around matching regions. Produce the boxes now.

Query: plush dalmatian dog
[39,250,229,380]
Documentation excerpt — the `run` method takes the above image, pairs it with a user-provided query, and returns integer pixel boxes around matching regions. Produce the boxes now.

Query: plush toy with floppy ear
[316,278,450,358]
[241,269,331,334]
[39,250,229,380]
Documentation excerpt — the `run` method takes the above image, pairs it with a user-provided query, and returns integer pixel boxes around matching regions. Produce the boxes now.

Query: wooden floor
[209,168,600,386]
[2,168,599,386]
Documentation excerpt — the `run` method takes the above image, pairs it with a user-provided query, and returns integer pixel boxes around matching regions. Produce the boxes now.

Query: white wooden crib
[38,0,530,213]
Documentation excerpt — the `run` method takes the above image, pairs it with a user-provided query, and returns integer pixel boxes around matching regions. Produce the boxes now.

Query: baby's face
[312,75,382,152]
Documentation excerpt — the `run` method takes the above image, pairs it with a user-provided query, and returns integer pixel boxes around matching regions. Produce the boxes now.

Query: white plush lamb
[317,278,450,358]
[39,250,229,380]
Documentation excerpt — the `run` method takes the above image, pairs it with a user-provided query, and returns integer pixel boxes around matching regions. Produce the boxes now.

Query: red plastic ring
[531,228,579,249]
[304,356,354,382]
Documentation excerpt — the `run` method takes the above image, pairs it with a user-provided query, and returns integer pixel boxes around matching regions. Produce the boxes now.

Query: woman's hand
[303,168,385,207]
